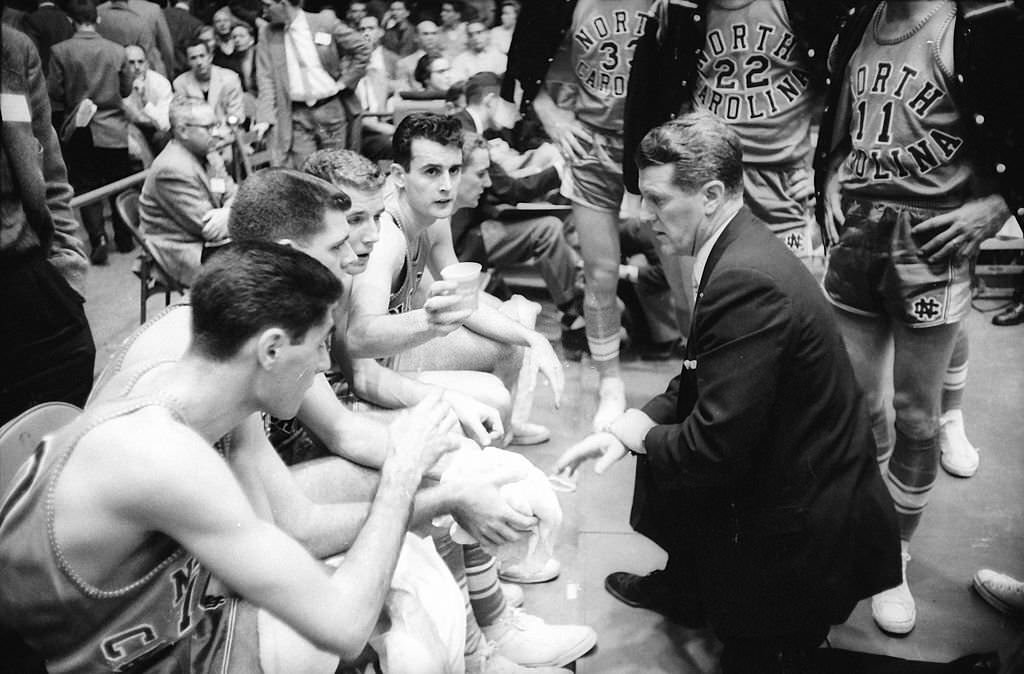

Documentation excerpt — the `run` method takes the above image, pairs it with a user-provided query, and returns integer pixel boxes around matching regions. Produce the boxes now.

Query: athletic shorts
[742,163,815,259]
[823,197,972,327]
[563,127,625,213]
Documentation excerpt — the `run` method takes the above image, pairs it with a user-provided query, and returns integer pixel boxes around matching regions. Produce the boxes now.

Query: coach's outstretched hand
[554,432,629,477]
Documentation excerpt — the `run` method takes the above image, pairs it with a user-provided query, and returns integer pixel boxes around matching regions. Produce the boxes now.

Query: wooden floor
[86,250,1024,672]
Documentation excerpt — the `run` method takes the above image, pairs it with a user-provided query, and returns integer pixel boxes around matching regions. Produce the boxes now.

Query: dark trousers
[63,129,134,246]
[0,253,96,424]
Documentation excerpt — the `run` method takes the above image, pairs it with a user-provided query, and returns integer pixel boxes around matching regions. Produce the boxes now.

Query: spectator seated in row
[173,36,245,127]
[354,13,397,160]
[139,96,233,285]
[122,44,172,162]
[450,18,505,82]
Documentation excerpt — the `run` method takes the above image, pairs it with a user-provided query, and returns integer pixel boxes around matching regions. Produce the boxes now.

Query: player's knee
[892,397,940,439]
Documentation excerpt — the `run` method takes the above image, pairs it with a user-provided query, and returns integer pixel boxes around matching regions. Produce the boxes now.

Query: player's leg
[939,325,979,477]
[870,319,959,635]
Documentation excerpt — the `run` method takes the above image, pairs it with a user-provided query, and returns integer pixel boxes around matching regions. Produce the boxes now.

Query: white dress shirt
[284,12,340,103]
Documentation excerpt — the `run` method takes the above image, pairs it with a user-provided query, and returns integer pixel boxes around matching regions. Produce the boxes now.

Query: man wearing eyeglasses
[139,96,235,285]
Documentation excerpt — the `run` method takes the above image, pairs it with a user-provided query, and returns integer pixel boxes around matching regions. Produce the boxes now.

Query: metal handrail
[69,170,150,210]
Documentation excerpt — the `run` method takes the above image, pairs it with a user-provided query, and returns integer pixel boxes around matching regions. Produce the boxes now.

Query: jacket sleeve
[486,163,559,205]
[152,8,175,80]
[25,35,89,294]
[642,268,791,494]
[254,30,276,126]
[222,70,246,122]
[147,165,215,239]
[334,20,370,90]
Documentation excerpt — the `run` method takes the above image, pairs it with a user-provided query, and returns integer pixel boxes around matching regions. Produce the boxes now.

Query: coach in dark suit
[555,111,901,673]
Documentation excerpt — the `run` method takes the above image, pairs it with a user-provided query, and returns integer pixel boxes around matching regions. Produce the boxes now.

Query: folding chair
[0,402,80,500]
[114,190,187,324]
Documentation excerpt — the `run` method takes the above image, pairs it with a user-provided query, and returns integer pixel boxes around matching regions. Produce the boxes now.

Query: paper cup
[440,262,481,313]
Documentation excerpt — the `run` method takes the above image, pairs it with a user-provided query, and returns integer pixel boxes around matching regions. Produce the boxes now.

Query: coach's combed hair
[635,110,744,195]
[228,168,351,243]
[303,149,386,194]
[190,241,343,360]
[461,131,488,159]
[392,113,464,170]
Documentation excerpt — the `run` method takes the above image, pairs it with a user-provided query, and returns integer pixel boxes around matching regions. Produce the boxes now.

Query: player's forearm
[463,305,534,348]
[350,357,438,410]
[346,309,437,358]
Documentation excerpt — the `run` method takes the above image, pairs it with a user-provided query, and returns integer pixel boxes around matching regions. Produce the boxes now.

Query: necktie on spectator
[287,27,318,107]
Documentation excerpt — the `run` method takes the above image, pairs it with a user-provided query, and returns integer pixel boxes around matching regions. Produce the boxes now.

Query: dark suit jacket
[22,3,74,72]
[632,207,900,640]
[163,5,203,78]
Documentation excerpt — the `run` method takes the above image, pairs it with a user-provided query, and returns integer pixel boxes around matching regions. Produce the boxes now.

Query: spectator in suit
[345,0,367,28]
[173,37,245,125]
[394,19,441,91]
[450,19,505,81]
[121,0,175,78]
[22,0,75,72]
[164,0,203,77]
[438,0,468,60]
[49,0,135,264]
[381,0,416,57]
[1,24,96,425]
[253,0,370,168]
[96,0,163,77]
[139,96,234,285]
[123,43,173,156]
[488,0,517,56]
[355,13,397,159]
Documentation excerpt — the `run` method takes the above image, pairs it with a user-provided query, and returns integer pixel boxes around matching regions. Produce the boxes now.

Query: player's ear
[702,180,726,215]
[256,327,289,369]
[390,161,407,189]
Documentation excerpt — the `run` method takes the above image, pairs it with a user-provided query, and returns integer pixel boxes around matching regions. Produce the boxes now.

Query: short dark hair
[303,149,385,194]
[190,241,343,360]
[229,169,352,243]
[464,71,501,106]
[66,0,97,25]
[392,113,463,170]
[635,110,744,195]
[414,52,443,88]
[185,36,210,54]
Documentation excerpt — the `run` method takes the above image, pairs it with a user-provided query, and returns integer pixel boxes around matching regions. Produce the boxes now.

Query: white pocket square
[683,359,697,370]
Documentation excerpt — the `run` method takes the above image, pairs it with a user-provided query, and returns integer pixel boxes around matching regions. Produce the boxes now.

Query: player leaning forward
[0,243,466,672]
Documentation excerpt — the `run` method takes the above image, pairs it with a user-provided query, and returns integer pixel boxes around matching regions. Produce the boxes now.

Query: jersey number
[854,100,895,144]
[713,55,771,90]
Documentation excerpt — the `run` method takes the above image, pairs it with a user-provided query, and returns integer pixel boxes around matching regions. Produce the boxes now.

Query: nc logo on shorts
[911,295,944,323]
[784,231,805,253]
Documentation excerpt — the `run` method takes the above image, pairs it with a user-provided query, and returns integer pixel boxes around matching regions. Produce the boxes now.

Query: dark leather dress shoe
[604,570,705,627]
[992,301,1024,326]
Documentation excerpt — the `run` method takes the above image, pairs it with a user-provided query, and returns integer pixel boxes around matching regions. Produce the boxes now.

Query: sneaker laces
[499,607,545,632]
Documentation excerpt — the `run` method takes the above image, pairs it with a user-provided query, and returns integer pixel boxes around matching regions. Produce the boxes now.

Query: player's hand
[532,89,590,162]
[912,194,1010,264]
[821,168,845,247]
[423,280,473,336]
[527,333,564,408]
[450,465,538,547]
[389,393,461,474]
[786,166,814,203]
[553,432,629,477]
[201,207,231,241]
[444,390,504,446]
